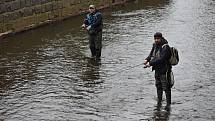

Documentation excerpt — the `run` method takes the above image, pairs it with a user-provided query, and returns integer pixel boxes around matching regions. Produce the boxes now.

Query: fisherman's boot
[165,90,171,111]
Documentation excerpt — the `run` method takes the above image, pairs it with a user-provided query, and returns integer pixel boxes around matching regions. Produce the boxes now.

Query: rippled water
[0,0,215,120]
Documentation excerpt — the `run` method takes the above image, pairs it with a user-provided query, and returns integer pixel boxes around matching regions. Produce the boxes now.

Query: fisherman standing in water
[82,5,103,60]
[144,32,172,110]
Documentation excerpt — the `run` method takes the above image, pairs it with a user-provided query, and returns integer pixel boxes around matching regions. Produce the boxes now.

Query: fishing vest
[152,46,161,60]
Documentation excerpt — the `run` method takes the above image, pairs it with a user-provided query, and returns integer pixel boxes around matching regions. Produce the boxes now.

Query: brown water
[0,0,215,120]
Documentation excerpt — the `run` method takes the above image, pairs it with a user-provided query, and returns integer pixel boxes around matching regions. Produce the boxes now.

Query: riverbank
[0,0,132,40]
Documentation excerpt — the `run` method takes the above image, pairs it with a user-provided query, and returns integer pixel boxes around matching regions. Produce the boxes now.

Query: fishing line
[106,62,146,79]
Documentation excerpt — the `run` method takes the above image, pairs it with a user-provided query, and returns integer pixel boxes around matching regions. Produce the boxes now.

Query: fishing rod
[106,62,150,79]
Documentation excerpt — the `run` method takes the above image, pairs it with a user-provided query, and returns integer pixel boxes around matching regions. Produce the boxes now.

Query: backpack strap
[162,44,168,48]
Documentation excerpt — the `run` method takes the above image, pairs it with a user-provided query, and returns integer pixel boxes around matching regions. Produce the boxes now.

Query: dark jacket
[84,10,103,33]
[145,37,172,74]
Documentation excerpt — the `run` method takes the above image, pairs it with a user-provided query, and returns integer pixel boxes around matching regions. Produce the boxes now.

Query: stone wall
[0,0,128,37]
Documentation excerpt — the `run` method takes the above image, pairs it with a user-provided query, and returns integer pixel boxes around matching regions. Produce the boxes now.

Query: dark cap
[154,32,162,38]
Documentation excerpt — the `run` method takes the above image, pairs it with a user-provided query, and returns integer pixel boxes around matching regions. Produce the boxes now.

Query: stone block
[41,0,52,4]
[8,12,18,21]
[14,11,23,20]
[31,0,41,6]
[0,14,3,23]
[20,0,25,8]
[0,4,6,14]
[5,3,13,12]
[52,2,59,10]
[11,1,21,11]
[23,7,33,17]
[57,2,64,9]
[33,6,42,14]
[2,14,9,22]
[45,3,52,12]
[18,9,24,17]
[25,0,31,7]
[41,4,46,13]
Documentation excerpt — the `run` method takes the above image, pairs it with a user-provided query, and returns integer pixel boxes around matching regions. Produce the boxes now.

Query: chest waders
[88,31,102,59]
[86,12,102,60]
[152,46,171,110]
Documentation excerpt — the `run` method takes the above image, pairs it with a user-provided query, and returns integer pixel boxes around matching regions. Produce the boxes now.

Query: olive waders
[88,31,102,60]
[155,73,171,110]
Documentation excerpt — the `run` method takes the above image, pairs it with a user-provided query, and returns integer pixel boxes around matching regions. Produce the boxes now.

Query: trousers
[155,73,171,105]
[88,31,102,58]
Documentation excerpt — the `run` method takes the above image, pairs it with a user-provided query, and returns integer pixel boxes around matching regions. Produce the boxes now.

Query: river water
[0,0,215,121]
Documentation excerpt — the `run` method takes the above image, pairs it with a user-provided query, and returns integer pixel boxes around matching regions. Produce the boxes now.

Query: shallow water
[0,0,215,120]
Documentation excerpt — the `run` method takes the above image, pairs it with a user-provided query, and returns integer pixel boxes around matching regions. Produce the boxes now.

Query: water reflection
[0,0,215,120]
[80,58,102,83]
[152,103,171,121]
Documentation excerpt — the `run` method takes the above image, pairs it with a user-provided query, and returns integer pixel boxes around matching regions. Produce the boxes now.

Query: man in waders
[82,5,103,60]
[144,32,172,110]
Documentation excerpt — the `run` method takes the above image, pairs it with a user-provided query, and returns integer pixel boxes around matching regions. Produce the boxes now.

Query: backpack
[162,44,179,66]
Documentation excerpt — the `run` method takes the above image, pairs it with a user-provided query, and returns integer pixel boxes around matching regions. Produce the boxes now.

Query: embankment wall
[0,0,130,38]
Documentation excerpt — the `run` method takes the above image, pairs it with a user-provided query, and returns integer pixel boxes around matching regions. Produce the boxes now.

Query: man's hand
[144,62,151,68]
[143,59,148,65]
[81,24,86,28]
[86,25,91,30]
[145,62,151,67]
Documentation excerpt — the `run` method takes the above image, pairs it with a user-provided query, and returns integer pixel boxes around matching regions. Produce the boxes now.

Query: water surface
[0,0,215,120]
